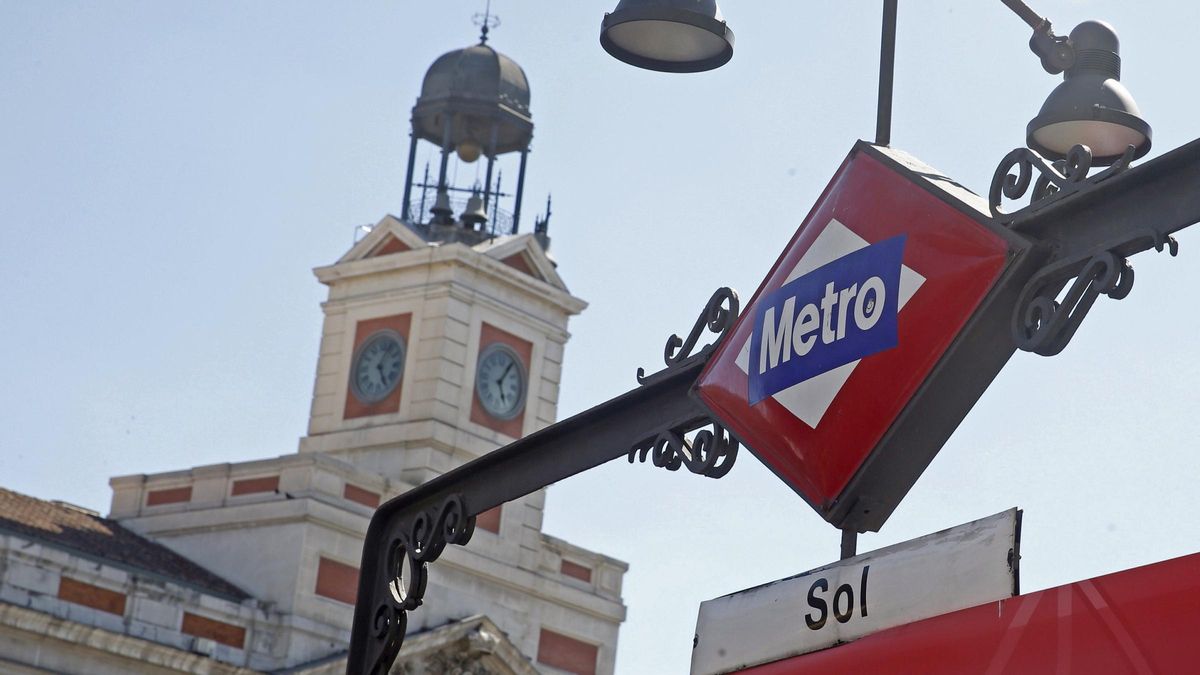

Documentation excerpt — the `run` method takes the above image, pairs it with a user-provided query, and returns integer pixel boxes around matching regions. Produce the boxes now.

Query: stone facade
[0,220,627,673]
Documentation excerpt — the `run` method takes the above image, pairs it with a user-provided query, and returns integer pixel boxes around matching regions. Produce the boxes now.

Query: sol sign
[691,509,1021,675]
[696,143,1032,531]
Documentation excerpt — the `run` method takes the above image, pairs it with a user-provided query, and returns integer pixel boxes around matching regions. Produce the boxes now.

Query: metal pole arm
[994,139,1200,263]
[348,288,740,675]
[1000,0,1045,30]
[1000,0,1074,74]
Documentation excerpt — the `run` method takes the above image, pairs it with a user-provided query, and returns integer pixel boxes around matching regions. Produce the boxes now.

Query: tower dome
[400,31,542,243]
[412,42,533,157]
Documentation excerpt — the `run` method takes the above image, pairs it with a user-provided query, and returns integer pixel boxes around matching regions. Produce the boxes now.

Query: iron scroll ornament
[628,420,739,479]
[637,287,739,385]
[1011,251,1133,356]
[369,495,476,674]
[631,287,741,479]
[1009,226,1181,357]
[989,143,1134,226]
[988,141,1189,357]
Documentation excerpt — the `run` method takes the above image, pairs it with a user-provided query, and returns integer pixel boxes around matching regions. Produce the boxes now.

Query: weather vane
[473,0,501,44]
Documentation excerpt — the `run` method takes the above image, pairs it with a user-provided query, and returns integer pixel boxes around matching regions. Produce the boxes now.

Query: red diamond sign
[696,143,1034,531]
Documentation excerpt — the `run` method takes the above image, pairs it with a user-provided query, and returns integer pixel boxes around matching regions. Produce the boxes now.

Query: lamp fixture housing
[1027,20,1151,166]
[600,0,734,73]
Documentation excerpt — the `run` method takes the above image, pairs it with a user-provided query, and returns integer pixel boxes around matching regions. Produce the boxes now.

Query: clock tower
[295,30,626,672]
[298,212,584,484]
[297,34,580,487]
[105,28,627,675]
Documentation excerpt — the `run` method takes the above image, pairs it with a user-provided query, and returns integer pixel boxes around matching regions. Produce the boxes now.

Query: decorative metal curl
[369,604,406,674]
[637,287,740,385]
[628,420,738,479]
[990,144,1135,225]
[369,495,475,675]
[1012,251,1134,356]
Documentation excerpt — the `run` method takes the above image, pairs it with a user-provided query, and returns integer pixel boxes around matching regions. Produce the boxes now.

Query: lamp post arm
[1001,0,1045,31]
[1000,0,1074,74]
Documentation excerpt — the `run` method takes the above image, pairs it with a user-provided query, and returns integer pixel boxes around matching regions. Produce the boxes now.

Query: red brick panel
[181,611,246,649]
[343,483,381,509]
[57,577,126,616]
[230,475,279,496]
[537,628,598,675]
[315,556,359,605]
[561,560,593,583]
[370,234,410,257]
[501,252,540,280]
[476,505,502,534]
[344,314,412,420]
[146,486,192,506]
[469,323,534,438]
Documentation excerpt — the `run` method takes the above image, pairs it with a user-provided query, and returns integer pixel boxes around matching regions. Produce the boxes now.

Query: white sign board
[691,509,1020,675]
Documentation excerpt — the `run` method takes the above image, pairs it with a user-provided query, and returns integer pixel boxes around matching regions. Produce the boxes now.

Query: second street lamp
[599,0,734,73]
[1025,20,1152,164]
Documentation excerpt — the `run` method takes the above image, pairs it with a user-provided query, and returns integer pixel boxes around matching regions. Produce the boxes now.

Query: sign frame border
[692,141,1042,532]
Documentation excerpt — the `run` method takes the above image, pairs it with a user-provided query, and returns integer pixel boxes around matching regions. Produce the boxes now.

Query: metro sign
[696,143,1037,532]
[748,234,907,406]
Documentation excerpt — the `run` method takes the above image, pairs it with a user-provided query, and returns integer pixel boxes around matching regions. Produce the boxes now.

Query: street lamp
[599,0,734,73]
[1025,20,1152,164]
[600,0,1153,166]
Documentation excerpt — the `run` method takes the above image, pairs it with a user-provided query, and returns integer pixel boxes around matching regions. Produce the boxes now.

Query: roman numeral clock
[350,330,406,404]
[475,343,527,421]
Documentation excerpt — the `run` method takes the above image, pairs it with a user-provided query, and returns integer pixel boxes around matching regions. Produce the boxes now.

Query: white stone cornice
[474,232,568,291]
[314,241,586,317]
[335,214,428,265]
[0,601,259,674]
[438,546,628,624]
[119,495,371,541]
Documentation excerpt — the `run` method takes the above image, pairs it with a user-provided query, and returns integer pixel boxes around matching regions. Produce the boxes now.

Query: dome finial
[474,0,500,44]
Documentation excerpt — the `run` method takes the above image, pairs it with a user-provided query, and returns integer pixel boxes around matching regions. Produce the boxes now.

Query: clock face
[350,330,406,404]
[475,343,527,420]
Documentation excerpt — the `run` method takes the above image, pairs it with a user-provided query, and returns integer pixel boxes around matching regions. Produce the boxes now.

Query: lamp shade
[1027,21,1151,165]
[600,0,734,73]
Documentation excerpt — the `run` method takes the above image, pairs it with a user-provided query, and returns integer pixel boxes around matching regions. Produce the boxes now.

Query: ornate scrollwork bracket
[637,287,740,386]
[1012,225,1182,357]
[628,419,738,479]
[1012,251,1134,356]
[990,144,1135,226]
[369,495,475,675]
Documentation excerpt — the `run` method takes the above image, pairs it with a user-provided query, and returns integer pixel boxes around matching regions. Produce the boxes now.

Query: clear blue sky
[3,2,1199,672]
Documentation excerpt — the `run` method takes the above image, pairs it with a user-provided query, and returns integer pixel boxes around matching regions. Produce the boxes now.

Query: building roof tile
[0,487,249,601]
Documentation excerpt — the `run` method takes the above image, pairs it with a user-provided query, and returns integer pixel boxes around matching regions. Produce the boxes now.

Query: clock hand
[495,362,514,388]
